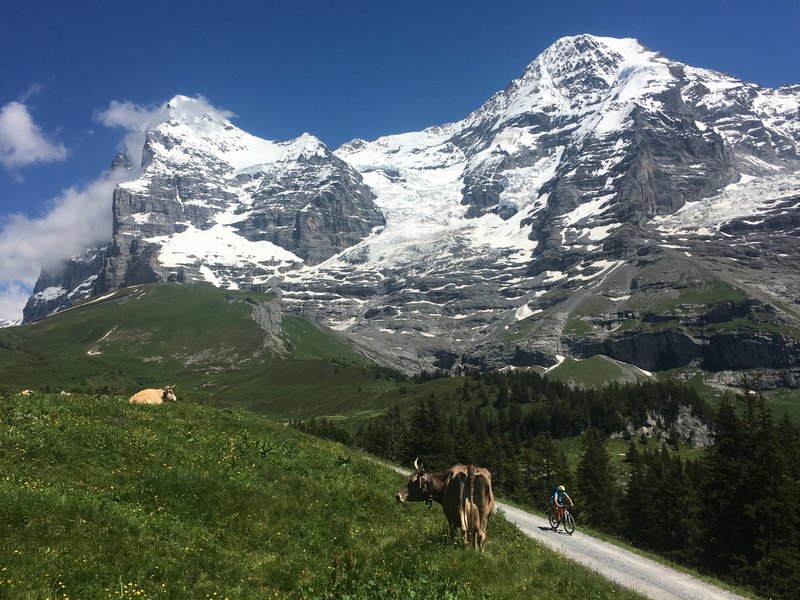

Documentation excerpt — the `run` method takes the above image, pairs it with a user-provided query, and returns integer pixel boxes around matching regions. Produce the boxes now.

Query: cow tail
[468,464,476,505]
[466,465,477,547]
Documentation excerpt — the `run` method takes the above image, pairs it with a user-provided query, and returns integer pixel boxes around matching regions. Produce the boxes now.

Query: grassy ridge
[0,283,369,393]
[547,356,629,387]
[0,393,644,599]
[0,283,475,430]
[0,284,274,393]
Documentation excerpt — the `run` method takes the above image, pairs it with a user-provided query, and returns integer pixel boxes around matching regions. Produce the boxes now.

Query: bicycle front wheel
[564,512,575,535]
[548,511,559,529]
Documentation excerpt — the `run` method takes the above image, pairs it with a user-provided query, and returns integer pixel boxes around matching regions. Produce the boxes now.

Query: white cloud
[96,94,234,167]
[0,281,30,325]
[95,100,162,166]
[0,100,67,172]
[96,99,164,130]
[0,169,129,321]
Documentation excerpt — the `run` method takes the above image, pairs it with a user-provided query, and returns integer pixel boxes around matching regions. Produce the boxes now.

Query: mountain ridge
[21,34,800,388]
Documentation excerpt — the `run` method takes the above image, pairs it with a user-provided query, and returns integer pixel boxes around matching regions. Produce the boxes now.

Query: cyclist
[550,485,574,524]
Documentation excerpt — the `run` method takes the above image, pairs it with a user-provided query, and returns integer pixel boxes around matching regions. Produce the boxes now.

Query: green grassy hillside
[0,393,644,599]
[545,356,651,388]
[0,283,363,392]
[0,283,463,428]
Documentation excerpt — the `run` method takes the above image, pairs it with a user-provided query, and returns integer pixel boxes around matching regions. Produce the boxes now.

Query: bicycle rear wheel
[563,512,575,535]
[548,511,559,529]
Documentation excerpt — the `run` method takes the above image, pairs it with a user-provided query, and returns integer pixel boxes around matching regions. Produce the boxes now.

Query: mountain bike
[549,505,576,535]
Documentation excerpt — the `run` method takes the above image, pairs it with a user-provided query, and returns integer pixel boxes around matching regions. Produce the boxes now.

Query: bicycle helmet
[558,485,565,491]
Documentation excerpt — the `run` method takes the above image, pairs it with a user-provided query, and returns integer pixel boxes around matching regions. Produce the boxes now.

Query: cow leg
[465,502,473,549]
[461,505,468,547]
[478,509,489,551]
[466,505,479,551]
[449,522,466,548]
[458,479,468,547]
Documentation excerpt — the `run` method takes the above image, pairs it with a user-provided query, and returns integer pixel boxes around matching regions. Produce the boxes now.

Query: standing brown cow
[395,459,494,551]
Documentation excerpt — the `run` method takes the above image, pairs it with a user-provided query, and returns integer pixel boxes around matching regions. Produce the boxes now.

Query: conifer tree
[384,403,402,460]
[702,398,755,575]
[357,419,391,458]
[553,450,574,500]
[401,396,453,469]
[450,417,475,465]
[508,402,523,446]
[517,447,540,506]
[700,395,800,598]
[495,377,509,409]
[532,434,555,488]
[652,445,699,559]
[623,442,649,544]
[478,386,489,407]
[577,426,620,531]
[751,416,800,598]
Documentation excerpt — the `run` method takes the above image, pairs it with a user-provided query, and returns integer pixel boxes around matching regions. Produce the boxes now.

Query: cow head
[395,458,431,503]
[162,385,177,402]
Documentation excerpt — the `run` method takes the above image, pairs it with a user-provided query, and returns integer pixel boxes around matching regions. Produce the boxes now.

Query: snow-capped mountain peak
[139,96,333,175]
[468,34,671,143]
[280,132,328,162]
[164,94,234,126]
[535,34,653,86]
[141,96,284,171]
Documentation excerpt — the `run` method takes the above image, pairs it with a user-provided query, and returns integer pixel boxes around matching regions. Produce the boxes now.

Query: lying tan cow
[128,385,177,405]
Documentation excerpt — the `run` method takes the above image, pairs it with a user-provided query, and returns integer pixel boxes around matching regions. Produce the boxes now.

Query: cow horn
[414,457,419,470]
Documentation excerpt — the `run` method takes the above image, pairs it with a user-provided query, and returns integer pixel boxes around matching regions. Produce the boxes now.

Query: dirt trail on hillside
[497,502,746,600]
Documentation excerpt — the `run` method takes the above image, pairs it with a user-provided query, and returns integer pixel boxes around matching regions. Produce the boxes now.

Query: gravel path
[497,501,747,600]
[389,462,746,599]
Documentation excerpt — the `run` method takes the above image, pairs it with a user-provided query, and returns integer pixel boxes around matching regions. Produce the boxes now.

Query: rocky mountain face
[26,247,108,321]
[23,36,800,388]
[25,96,384,322]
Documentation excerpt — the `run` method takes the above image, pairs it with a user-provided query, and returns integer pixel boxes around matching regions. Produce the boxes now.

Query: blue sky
[1,0,799,321]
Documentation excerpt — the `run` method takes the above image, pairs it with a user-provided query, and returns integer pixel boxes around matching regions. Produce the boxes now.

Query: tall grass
[0,393,644,599]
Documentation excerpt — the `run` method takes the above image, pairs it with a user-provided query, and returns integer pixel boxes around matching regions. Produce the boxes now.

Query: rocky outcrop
[567,302,800,380]
[225,292,286,354]
[23,247,108,322]
[613,406,713,448]
[702,331,799,370]
[235,152,384,264]
[708,367,800,391]
[614,101,738,223]
[460,343,559,372]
